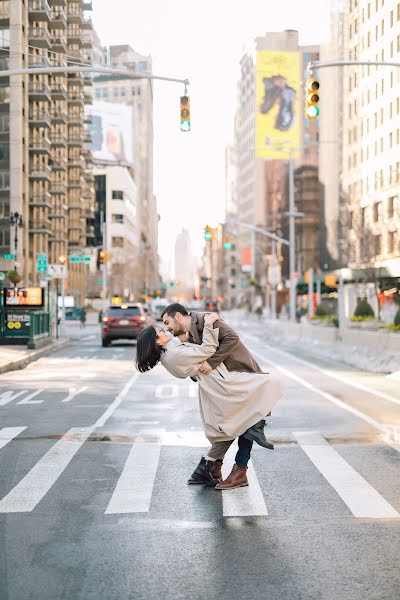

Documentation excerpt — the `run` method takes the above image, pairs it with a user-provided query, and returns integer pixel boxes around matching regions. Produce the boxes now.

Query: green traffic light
[306,105,319,118]
[224,242,232,250]
[204,232,212,241]
[169,281,175,286]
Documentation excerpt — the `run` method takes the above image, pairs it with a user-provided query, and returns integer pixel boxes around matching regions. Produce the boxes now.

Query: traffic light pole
[307,59,400,75]
[0,65,189,86]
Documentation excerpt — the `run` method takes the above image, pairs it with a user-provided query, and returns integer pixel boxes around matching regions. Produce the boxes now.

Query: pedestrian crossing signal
[180,96,190,132]
[305,79,320,120]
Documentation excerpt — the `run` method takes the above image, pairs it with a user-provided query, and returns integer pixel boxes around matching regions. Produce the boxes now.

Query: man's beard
[172,325,185,337]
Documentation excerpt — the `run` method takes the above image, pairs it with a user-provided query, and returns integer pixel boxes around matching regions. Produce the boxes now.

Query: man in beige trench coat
[161,303,278,490]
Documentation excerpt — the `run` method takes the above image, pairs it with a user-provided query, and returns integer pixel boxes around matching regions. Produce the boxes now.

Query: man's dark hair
[161,303,189,319]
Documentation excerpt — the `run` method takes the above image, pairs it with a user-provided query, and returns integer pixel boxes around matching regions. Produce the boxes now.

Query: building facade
[88,165,138,299]
[343,0,400,286]
[93,45,158,297]
[0,0,95,305]
[234,31,321,297]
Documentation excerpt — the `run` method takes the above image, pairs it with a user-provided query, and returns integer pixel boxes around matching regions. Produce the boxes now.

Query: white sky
[92,0,332,273]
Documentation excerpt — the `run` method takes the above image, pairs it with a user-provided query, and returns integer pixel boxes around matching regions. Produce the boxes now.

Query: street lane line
[62,386,88,403]
[0,390,28,406]
[17,390,44,404]
[243,332,400,407]
[294,431,399,519]
[221,442,268,518]
[246,346,390,435]
[94,371,139,428]
[0,371,140,513]
[105,439,161,514]
[0,427,27,450]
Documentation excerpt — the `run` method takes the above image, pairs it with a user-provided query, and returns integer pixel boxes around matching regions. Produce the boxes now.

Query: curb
[0,338,73,375]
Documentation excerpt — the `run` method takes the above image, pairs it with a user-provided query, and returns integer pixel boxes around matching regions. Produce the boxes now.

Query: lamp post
[9,211,23,268]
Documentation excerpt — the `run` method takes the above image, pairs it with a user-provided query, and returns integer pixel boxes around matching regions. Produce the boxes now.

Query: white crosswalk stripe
[221,442,268,518]
[105,437,162,514]
[0,424,399,520]
[0,427,27,450]
[0,427,92,513]
[294,430,399,519]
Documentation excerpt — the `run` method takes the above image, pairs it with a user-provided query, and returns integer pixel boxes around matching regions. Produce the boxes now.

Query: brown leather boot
[210,459,222,481]
[215,464,248,490]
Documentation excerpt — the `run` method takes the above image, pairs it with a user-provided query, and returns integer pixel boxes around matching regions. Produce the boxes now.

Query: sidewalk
[0,337,72,375]
[227,309,400,374]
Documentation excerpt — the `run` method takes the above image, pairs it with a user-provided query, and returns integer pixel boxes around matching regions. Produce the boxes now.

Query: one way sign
[47,264,68,279]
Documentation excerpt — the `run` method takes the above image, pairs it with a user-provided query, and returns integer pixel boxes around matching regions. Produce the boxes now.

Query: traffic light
[223,236,232,251]
[97,249,109,266]
[305,78,320,119]
[203,225,213,241]
[180,95,190,132]
[58,255,67,265]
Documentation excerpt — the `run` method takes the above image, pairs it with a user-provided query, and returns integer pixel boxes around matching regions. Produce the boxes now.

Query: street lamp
[9,212,23,266]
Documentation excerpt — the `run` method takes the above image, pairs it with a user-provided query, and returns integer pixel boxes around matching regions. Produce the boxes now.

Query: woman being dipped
[136,312,283,490]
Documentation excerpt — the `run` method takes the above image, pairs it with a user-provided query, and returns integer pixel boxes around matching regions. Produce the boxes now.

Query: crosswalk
[1,426,399,521]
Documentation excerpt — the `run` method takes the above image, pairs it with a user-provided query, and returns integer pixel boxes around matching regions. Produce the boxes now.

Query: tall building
[93,45,158,297]
[342,0,400,288]
[87,165,138,299]
[0,0,95,306]
[234,31,321,291]
[174,228,194,297]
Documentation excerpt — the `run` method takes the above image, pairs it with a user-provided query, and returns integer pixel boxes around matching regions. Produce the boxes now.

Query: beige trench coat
[160,325,284,444]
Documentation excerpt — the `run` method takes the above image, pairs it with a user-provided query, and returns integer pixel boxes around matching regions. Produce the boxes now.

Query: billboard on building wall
[86,101,134,166]
[256,51,300,159]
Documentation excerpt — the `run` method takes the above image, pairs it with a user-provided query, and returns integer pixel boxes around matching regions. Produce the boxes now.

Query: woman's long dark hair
[136,326,163,372]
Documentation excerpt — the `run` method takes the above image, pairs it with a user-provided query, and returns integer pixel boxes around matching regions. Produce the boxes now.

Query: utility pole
[288,153,296,322]
[101,211,107,302]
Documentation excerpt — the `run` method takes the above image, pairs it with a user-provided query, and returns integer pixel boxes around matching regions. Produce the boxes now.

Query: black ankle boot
[187,457,219,485]
[243,420,274,450]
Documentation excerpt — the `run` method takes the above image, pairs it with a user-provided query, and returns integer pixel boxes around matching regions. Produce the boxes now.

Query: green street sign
[3,254,15,260]
[69,256,91,263]
[37,253,48,272]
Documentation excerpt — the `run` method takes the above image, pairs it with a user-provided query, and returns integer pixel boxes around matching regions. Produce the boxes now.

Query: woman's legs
[187,440,234,485]
[215,435,253,490]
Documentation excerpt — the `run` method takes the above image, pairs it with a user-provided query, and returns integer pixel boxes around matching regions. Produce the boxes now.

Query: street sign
[48,264,68,279]
[3,253,15,260]
[36,253,48,272]
[69,256,91,263]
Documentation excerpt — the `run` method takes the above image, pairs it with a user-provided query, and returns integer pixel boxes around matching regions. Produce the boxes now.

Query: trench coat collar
[189,311,202,344]
[164,336,181,351]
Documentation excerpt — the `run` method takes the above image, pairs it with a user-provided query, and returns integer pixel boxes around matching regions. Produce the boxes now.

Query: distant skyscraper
[174,229,194,294]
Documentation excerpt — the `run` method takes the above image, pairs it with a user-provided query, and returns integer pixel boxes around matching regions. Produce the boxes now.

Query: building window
[0,170,10,190]
[96,89,101,98]
[373,202,380,221]
[0,86,10,103]
[388,231,395,253]
[374,234,381,256]
[102,88,108,98]
[388,196,395,217]
[112,190,124,200]
[113,88,118,97]
[112,214,124,224]
[120,88,125,96]
[112,236,124,248]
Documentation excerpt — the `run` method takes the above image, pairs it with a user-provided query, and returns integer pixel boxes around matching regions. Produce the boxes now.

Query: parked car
[101,304,148,346]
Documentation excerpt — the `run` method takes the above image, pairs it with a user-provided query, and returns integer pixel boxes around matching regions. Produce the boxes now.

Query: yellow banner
[256,51,300,158]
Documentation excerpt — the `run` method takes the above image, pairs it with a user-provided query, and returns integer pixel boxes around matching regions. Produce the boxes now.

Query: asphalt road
[1,315,400,600]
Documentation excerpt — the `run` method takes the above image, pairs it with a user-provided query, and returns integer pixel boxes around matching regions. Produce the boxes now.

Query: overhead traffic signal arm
[305,78,320,119]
